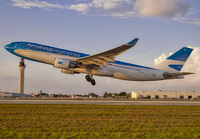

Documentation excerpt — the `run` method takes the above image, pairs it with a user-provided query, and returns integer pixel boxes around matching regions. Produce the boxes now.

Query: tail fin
[152,47,193,72]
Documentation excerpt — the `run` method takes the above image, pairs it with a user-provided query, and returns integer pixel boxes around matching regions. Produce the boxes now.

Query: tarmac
[1,99,200,106]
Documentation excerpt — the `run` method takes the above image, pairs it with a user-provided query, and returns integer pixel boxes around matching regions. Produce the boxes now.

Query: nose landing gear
[85,75,96,86]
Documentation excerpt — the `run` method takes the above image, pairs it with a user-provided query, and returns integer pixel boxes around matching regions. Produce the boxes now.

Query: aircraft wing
[163,72,194,79]
[75,38,139,67]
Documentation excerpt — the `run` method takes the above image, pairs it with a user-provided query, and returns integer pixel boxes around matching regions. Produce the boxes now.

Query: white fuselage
[14,49,166,81]
[5,40,193,85]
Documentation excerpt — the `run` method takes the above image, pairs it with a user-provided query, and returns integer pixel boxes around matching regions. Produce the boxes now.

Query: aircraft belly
[106,65,143,81]
[72,67,113,77]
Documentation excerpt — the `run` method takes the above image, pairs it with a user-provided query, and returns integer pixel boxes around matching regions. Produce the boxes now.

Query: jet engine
[54,57,77,69]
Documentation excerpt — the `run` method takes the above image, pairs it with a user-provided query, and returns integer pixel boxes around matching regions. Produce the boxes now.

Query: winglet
[127,38,139,46]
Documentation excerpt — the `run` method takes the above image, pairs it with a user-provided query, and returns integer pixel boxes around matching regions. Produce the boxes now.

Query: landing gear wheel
[20,61,24,66]
[91,79,96,86]
[85,75,91,82]
[85,74,96,85]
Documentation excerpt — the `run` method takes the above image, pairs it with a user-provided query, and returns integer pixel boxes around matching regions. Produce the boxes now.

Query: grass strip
[0,104,200,138]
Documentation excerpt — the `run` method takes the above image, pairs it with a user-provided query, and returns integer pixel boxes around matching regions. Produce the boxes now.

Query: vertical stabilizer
[152,47,193,72]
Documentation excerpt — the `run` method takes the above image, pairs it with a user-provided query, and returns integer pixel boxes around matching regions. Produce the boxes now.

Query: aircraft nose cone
[4,43,14,52]
[4,44,10,50]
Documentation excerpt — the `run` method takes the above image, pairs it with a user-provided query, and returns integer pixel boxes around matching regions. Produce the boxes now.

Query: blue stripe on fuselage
[12,42,89,58]
[5,42,157,70]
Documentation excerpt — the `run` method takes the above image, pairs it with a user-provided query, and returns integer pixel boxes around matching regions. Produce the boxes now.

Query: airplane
[4,38,194,86]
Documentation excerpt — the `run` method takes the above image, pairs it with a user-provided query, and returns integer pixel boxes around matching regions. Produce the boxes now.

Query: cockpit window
[11,43,14,45]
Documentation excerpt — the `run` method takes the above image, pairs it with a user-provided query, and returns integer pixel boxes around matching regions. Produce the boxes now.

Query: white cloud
[68,3,92,14]
[134,0,190,18]
[182,46,200,73]
[10,0,200,26]
[11,0,67,10]
[92,0,131,10]
[11,0,191,18]
[154,52,173,65]
[173,17,200,26]
[180,46,200,84]
[154,53,168,65]
[67,0,136,17]
[67,0,191,18]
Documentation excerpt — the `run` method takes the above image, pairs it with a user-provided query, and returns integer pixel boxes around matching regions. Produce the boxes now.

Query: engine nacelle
[61,69,80,75]
[54,57,76,69]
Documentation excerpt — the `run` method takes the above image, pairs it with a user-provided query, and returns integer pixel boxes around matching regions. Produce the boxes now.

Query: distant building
[131,90,200,99]
[69,94,82,99]
[0,92,32,98]
[115,96,127,99]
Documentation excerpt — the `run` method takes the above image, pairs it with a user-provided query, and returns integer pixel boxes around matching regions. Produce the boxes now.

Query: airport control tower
[18,58,26,94]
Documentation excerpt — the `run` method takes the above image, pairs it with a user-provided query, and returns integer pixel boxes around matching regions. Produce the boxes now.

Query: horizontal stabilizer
[163,72,194,79]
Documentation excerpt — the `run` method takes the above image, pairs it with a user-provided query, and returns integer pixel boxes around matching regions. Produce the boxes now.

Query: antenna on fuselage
[18,58,26,94]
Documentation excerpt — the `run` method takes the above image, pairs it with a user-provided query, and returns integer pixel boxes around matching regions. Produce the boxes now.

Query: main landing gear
[85,75,96,86]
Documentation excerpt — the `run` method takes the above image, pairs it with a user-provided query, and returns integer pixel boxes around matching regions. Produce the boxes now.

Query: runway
[1,99,200,106]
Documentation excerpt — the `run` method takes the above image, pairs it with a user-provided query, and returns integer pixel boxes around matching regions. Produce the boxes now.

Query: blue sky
[0,0,200,95]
